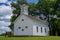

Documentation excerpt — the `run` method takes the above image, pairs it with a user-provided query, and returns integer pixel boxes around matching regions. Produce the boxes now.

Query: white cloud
[7,1,12,6]
[0,6,12,15]
[0,6,12,27]
[0,30,6,34]
[0,26,11,32]
[0,0,7,3]
[0,26,11,34]
[0,21,10,26]
[0,15,12,19]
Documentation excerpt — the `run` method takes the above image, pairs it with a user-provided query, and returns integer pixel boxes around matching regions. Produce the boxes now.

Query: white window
[36,26,38,32]
[45,28,46,33]
[41,27,42,33]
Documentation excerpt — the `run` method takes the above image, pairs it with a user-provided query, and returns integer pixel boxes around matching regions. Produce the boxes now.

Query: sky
[0,0,16,34]
[0,0,38,34]
[27,0,38,4]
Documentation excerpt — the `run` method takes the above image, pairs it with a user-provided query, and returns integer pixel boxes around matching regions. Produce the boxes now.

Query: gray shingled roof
[26,15,48,25]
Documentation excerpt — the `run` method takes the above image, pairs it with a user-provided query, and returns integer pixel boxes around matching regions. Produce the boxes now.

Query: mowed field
[0,36,60,40]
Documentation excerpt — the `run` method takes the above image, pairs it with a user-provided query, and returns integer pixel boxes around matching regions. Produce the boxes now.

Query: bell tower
[20,4,29,15]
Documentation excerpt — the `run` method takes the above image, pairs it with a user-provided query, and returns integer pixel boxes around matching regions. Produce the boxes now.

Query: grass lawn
[0,36,60,40]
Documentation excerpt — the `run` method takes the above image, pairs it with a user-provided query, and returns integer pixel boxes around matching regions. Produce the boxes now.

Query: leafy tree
[28,3,37,15]
[37,0,60,36]
[54,0,60,35]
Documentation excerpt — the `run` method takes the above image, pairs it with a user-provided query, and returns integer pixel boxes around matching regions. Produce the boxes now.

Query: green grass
[0,36,60,40]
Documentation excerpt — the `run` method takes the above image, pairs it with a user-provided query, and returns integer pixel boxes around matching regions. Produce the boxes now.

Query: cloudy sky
[0,0,17,34]
[0,0,38,34]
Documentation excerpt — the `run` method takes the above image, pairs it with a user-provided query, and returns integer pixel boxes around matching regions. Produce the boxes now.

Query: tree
[54,0,60,35]
[55,0,60,17]
[37,0,60,36]
[28,3,37,15]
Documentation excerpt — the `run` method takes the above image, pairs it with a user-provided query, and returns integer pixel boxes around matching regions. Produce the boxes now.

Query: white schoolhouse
[13,4,49,36]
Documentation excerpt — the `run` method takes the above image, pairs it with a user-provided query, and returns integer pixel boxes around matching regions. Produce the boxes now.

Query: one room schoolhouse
[13,4,49,36]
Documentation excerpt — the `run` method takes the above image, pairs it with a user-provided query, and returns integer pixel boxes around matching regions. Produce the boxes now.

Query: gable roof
[14,14,48,25]
[26,15,48,25]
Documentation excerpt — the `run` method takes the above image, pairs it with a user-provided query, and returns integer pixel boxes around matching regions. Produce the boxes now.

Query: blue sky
[27,0,38,4]
[0,0,38,34]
